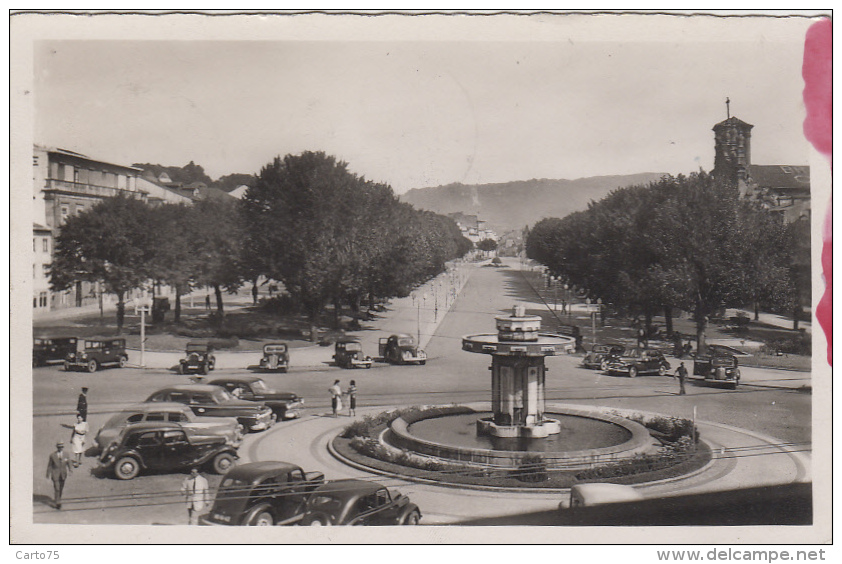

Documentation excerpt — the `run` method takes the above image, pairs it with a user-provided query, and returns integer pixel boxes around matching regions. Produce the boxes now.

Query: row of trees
[526,171,806,352]
[50,151,472,335]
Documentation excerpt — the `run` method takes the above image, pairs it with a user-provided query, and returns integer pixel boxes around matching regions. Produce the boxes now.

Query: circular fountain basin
[386,405,653,469]
[411,412,631,453]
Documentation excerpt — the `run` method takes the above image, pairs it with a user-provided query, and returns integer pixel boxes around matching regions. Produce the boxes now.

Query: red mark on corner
[803,18,832,366]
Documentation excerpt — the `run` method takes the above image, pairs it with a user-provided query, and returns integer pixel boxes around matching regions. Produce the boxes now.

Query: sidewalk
[727,308,811,334]
[117,260,475,370]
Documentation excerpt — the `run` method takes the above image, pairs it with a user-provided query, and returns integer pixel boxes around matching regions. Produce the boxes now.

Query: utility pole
[137,305,149,368]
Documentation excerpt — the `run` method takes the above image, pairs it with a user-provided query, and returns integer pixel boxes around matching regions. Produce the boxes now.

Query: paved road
[25,258,813,535]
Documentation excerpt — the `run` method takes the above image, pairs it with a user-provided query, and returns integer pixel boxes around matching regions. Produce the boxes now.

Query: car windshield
[306,494,344,514]
[626,349,642,359]
[105,411,133,427]
[398,338,415,347]
[216,477,252,500]
[592,345,609,353]
[344,343,362,352]
[265,345,286,353]
[249,379,269,392]
[213,388,233,402]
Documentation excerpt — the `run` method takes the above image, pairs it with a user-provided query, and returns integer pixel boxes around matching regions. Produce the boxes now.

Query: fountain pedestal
[463,305,572,439]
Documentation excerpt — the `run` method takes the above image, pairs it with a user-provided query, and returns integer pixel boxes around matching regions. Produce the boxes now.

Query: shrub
[515,454,548,483]
[762,333,811,356]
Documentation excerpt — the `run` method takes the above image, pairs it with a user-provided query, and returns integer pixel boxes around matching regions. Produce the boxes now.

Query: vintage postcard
[9,10,832,552]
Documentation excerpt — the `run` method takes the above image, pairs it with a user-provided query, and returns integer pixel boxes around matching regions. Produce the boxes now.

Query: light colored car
[94,402,243,451]
[562,483,645,509]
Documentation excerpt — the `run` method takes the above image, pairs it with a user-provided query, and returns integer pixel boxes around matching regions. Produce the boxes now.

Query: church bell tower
[712,97,753,191]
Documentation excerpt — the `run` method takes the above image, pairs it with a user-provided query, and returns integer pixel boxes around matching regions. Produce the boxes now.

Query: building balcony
[43,179,145,200]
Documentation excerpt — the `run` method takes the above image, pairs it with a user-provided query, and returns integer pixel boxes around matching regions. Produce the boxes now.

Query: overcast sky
[30,13,816,193]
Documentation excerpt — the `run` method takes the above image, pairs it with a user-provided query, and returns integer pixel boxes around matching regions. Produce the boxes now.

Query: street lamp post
[136,305,150,368]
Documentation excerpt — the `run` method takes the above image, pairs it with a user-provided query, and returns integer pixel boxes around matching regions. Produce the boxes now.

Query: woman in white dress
[61,413,89,467]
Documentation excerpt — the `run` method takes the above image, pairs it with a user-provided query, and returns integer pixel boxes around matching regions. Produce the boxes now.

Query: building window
[39,292,48,308]
[43,264,50,277]
[76,204,84,215]
[33,238,37,253]
[43,238,49,252]
[60,204,70,222]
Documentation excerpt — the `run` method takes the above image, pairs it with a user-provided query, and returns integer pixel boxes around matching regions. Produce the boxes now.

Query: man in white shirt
[181,467,209,525]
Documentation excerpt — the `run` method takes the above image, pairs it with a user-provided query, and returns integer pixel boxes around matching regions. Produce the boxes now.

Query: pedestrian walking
[329,380,343,417]
[674,362,688,395]
[346,380,357,417]
[76,387,88,421]
[181,468,210,525]
[46,442,73,510]
[205,294,211,310]
[252,284,259,305]
[637,326,647,349]
[61,413,89,467]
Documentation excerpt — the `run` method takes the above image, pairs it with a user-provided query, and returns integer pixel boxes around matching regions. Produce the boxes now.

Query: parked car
[64,338,128,372]
[581,343,626,370]
[33,336,78,367]
[208,376,303,420]
[178,343,216,375]
[333,339,372,369]
[379,334,427,365]
[300,479,421,526]
[199,461,325,526]
[93,402,243,452]
[561,483,645,509]
[605,348,671,378]
[145,384,276,432]
[99,422,238,480]
[693,347,741,389]
[258,343,290,372]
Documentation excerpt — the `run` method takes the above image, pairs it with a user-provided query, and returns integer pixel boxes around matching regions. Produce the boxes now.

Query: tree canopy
[526,171,798,351]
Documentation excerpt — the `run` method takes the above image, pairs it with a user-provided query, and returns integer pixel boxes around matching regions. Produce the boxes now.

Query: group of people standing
[329,379,357,417]
[46,387,89,510]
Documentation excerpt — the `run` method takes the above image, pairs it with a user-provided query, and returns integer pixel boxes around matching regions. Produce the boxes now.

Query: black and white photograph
[10,10,832,550]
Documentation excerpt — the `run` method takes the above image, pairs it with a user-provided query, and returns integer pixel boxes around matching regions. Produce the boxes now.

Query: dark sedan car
[146,384,276,432]
[258,343,290,372]
[208,376,303,420]
[99,422,238,480]
[581,343,626,370]
[300,479,421,526]
[199,461,325,526]
[378,333,427,365]
[33,336,78,367]
[605,348,671,378]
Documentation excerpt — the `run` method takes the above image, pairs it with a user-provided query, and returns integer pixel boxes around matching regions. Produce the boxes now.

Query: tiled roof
[748,165,810,191]
[713,116,754,130]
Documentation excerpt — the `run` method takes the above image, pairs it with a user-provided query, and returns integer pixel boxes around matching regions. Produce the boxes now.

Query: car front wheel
[114,457,140,480]
[658,365,666,377]
[249,510,274,526]
[118,355,128,368]
[212,452,236,474]
[402,511,421,525]
[308,516,330,526]
[87,359,98,373]
[600,360,609,371]
[628,366,638,378]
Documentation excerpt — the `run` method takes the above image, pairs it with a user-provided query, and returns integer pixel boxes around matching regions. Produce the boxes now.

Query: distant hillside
[400,173,668,231]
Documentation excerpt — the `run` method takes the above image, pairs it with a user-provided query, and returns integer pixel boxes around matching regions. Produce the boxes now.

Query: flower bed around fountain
[332,405,712,489]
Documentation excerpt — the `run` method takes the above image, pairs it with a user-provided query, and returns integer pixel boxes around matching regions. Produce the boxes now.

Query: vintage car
[208,376,303,420]
[379,333,427,365]
[693,346,741,389]
[64,338,128,372]
[258,343,290,372]
[605,347,671,378]
[560,483,645,510]
[99,422,238,480]
[178,342,216,375]
[300,479,421,526]
[581,343,626,370]
[93,402,244,451]
[145,384,276,432]
[33,336,78,367]
[332,339,372,369]
[199,461,325,526]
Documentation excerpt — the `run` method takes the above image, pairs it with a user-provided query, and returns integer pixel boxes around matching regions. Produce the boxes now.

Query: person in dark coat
[674,362,688,395]
[46,442,73,509]
[76,387,88,421]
